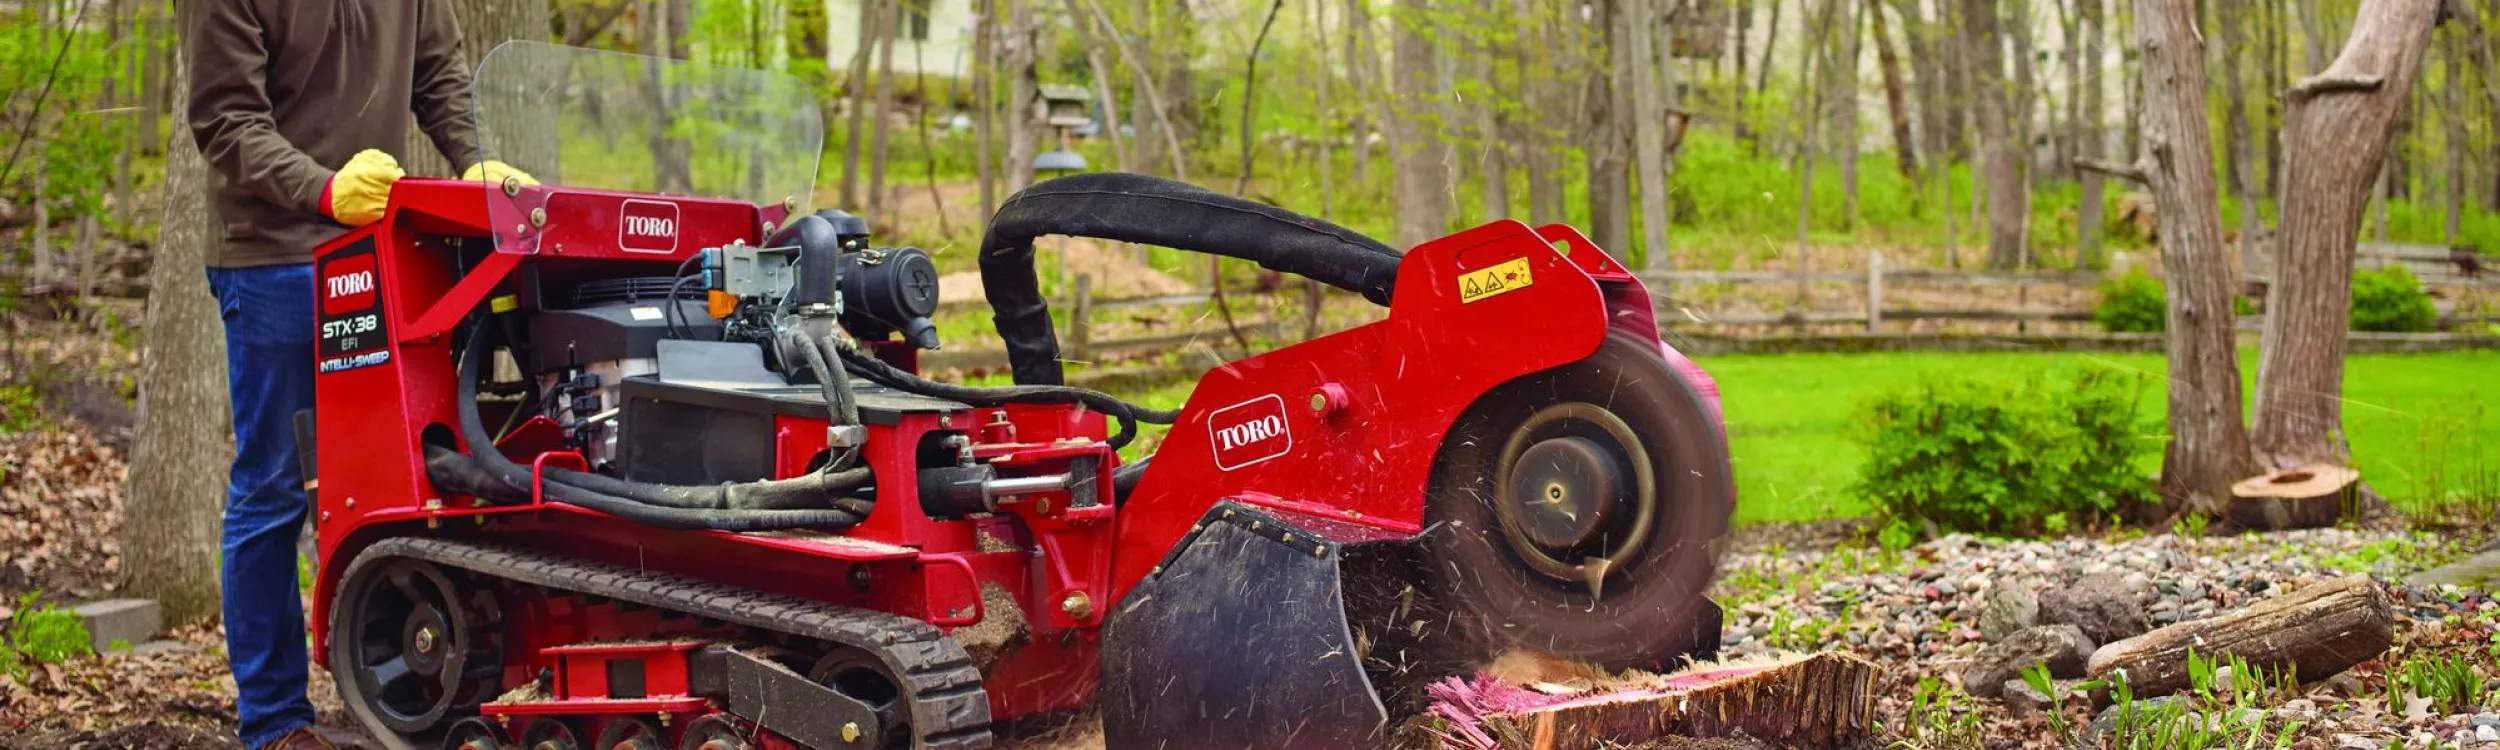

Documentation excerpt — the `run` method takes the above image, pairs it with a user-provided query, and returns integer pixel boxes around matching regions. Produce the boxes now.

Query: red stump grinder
[307,42,1733,750]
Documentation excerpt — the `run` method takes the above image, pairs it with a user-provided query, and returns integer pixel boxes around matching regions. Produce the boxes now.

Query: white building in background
[823,0,979,78]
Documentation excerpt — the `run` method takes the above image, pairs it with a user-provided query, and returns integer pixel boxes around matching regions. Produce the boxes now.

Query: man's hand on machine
[322,149,405,227]
[462,159,539,188]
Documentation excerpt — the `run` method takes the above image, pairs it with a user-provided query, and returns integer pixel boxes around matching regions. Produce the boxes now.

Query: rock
[2318,669,2366,697]
[2474,714,2500,729]
[2278,698,2320,724]
[2479,725,2500,744]
[2086,696,2182,746]
[2334,735,2377,750]
[2002,680,2055,719]
[1979,588,2041,642]
[1962,625,2095,700]
[2040,572,2156,644]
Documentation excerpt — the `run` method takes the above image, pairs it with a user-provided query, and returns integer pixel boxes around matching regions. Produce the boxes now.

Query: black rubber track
[339,537,994,749]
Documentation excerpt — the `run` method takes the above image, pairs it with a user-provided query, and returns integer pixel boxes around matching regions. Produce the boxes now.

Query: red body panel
[311,179,1710,728]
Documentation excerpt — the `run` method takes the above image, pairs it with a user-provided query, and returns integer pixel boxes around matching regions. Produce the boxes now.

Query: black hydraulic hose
[435,319,867,530]
[799,330,862,427]
[979,172,1401,385]
[837,345,1157,450]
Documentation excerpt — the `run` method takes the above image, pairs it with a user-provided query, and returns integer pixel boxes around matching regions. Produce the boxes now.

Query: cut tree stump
[1417,651,1880,749]
[2227,463,2360,530]
[2086,574,2392,697]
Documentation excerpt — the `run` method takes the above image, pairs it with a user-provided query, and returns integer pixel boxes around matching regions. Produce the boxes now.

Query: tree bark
[1478,0,1512,221]
[867,0,901,221]
[393,0,550,178]
[1795,0,1840,308]
[1868,0,1918,179]
[842,0,883,207]
[1524,0,1563,224]
[1834,0,1863,229]
[2252,0,2441,470]
[1003,0,1038,193]
[1631,0,1672,268]
[123,53,229,626]
[1733,0,1755,150]
[974,0,997,219]
[1587,0,1632,255]
[1962,0,2028,268]
[2077,0,2107,269]
[2444,29,2464,244]
[1390,0,1449,248]
[2087,576,2393,699]
[2446,0,2500,212]
[2217,0,2263,252]
[1750,0,1785,159]
[2103,0,2264,516]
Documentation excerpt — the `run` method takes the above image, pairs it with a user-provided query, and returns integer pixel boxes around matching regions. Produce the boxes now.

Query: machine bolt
[1060,592,1093,620]
[501,176,523,196]
[319,512,331,523]
[783,196,799,213]
[1309,392,1328,413]
[762,220,777,235]
[424,499,443,511]
[344,498,356,508]
[841,723,861,742]
[414,627,438,654]
[528,207,547,227]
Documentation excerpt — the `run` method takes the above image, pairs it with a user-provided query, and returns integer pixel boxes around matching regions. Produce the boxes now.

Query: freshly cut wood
[1418,651,1879,748]
[2086,575,2393,698]
[2227,463,2360,529]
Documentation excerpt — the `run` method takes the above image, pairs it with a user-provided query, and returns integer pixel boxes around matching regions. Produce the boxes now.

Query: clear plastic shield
[471,41,823,249]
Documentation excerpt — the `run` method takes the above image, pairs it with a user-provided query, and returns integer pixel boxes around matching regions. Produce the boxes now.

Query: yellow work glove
[462,160,540,188]
[323,149,404,227]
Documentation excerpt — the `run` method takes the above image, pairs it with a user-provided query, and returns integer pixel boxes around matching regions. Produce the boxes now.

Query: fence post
[1068,273,1094,362]
[1866,250,1883,333]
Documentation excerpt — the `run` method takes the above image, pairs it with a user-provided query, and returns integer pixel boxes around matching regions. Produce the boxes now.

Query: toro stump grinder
[308,42,1734,750]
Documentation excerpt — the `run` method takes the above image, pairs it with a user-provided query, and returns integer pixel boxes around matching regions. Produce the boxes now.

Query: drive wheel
[674,716,750,750]
[1421,332,1733,670]
[442,717,509,750]
[591,718,664,750]
[335,557,491,736]
[808,648,908,749]
[519,719,582,750]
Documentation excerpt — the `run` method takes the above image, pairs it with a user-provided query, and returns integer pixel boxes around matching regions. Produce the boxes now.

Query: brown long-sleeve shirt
[182,0,480,268]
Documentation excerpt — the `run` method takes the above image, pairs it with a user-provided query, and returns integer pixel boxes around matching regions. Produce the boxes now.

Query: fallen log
[2085,575,2393,698]
[1416,651,1880,749]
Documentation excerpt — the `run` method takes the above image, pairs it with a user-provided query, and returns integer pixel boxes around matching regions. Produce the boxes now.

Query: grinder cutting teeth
[304,42,1731,750]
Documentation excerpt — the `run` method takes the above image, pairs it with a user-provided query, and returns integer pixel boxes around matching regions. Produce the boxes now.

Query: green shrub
[2094,271,2167,333]
[0,593,94,683]
[2350,266,2438,333]
[1852,369,2155,537]
[0,383,37,434]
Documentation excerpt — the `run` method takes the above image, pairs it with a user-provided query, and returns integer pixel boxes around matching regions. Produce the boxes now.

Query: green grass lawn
[1700,350,2500,525]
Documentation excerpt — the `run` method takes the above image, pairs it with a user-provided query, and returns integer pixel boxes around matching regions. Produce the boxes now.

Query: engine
[511,209,943,472]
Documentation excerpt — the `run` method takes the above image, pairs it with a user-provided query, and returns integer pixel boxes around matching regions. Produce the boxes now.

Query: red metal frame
[310,179,1717,732]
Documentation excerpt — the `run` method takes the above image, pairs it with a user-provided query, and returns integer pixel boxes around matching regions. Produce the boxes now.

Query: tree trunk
[2077,0,2107,269]
[1964,0,2028,268]
[2447,0,2500,212]
[867,0,900,221]
[1523,0,1563,224]
[974,0,997,219]
[1834,0,1862,229]
[1003,0,1038,193]
[1478,0,1512,221]
[2223,1,2264,252]
[1392,0,1451,249]
[123,54,229,626]
[842,0,882,207]
[1796,0,1840,307]
[1868,0,1919,179]
[2253,0,2442,471]
[2087,576,2393,699]
[1751,0,1785,159]
[1587,0,1632,255]
[1346,0,1377,189]
[2445,30,2464,245]
[1733,0,1756,150]
[403,0,549,175]
[2094,0,2264,516]
[1631,0,1672,269]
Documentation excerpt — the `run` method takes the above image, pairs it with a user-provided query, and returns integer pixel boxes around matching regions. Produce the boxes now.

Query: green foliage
[2392,652,2490,715]
[0,12,140,233]
[2350,266,2439,333]
[1878,676,1985,750]
[1852,368,2154,537]
[0,593,94,683]
[2094,271,2168,333]
[2172,512,2209,538]
[0,383,38,434]
[2101,650,2306,750]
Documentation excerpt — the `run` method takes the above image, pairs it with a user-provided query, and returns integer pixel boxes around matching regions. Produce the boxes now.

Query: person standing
[181,2,521,747]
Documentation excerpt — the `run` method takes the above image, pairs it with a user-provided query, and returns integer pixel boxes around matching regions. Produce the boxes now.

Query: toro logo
[1207,394,1292,470]
[618,199,680,254]
[321,255,377,316]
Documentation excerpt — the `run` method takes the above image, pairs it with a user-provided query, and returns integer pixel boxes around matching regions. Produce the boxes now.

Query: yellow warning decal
[1457,258,1535,304]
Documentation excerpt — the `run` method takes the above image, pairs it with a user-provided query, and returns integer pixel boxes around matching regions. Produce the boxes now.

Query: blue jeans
[208,264,319,748]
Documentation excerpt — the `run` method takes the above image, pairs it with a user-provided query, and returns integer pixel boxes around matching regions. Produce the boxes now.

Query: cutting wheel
[1421,332,1732,670]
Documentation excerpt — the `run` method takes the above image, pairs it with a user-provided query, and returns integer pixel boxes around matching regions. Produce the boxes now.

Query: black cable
[664,255,700,339]
[837,346,1159,449]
